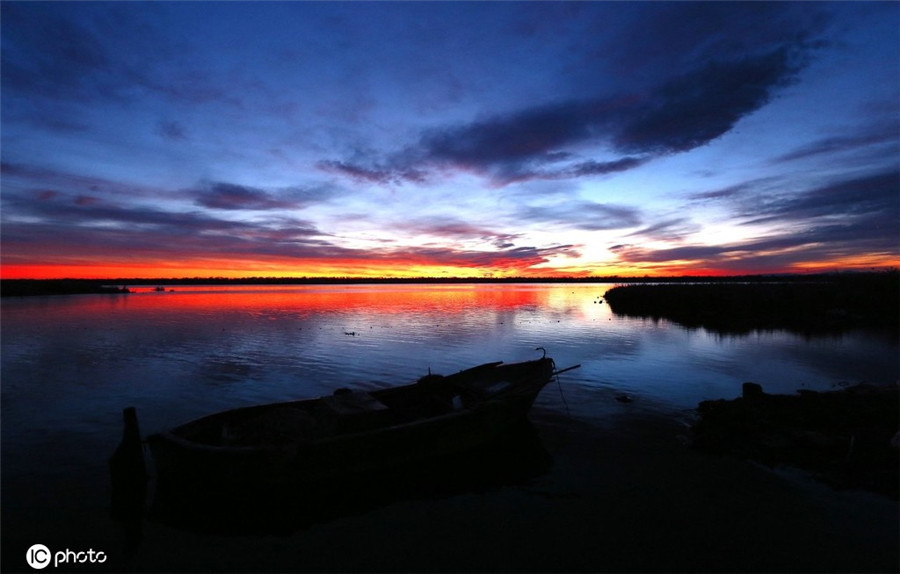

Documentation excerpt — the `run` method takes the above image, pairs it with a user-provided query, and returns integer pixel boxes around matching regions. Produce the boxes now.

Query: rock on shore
[692,382,899,499]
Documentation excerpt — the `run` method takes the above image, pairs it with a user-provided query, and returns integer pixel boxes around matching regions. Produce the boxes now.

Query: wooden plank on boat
[320,390,388,417]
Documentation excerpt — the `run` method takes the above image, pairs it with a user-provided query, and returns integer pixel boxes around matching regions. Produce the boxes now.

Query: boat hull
[149,418,551,534]
[147,357,555,488]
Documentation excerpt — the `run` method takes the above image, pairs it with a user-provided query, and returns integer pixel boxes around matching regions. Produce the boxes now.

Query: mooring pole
[109,407,147,519]
[109,406,148,557]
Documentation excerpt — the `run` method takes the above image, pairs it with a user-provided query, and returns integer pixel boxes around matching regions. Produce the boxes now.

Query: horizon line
[3,269,897,284]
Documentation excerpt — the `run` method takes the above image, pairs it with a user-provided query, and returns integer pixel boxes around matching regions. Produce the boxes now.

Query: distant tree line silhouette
[2,270,896,299]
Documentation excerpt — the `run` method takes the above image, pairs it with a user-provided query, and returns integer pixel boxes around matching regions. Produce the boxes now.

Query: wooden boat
[146,355,575,488]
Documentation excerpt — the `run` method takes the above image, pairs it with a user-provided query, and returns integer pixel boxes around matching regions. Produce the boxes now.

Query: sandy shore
[114,403,899,573]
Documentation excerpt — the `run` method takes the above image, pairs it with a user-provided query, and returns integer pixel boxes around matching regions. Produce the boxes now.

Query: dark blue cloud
[741,170,899,225]
[191,181,345,211]
[324,41,815,186]
[612,47,806,154]
[774,122,900,164]
[517,201,642,232]
[0,186,340,265]
[627,218,701,243]
[315,2,832,187]
[3,188,245,233]
[600,3,827,82]
[565,157,648,179]
[375,243,581,271]
[317,160,428,186]
[192,182,297,211]
[392,219,523,250]
[1,162,341,217]
[417,99,602,171]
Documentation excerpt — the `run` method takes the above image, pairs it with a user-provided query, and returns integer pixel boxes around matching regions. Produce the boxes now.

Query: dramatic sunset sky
[2,2,898,279]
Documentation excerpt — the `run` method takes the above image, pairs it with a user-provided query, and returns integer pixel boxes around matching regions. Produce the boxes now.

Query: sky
[1,1,898,279]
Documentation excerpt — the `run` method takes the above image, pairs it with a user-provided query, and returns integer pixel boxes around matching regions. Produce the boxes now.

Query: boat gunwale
[148,358,553,455]
[149,382,549,455]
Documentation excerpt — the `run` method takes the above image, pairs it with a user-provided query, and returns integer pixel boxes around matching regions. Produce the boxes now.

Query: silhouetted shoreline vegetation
[605,271,899,335]
[0,279,131,297]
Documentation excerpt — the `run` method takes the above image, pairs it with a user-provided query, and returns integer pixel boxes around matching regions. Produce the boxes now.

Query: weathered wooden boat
[145,354,576,489]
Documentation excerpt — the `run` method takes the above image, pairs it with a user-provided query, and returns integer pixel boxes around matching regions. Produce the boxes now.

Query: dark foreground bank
[605,272,900,335]
[693,383,899,499]
[4,400,898,573]
[132,407,900,573]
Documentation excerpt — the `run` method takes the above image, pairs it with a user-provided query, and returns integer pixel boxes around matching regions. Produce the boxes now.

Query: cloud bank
[1,2,897,277]
[322,39,814,187]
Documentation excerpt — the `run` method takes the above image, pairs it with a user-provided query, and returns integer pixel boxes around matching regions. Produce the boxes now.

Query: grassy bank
[0,279,130,297]
[604,272,899,335]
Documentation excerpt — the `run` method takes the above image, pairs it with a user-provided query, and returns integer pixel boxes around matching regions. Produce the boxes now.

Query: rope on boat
[551,363,579,417]
[555,370,570,417]
[537,347,579,416]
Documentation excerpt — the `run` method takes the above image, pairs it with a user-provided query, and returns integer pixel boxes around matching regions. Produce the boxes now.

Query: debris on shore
[691,382,899,499]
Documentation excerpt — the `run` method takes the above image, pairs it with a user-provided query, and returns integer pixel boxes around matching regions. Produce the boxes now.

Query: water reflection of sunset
[114,284,561,316]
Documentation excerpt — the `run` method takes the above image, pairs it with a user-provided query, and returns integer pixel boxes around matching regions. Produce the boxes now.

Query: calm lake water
[2,283,897,572]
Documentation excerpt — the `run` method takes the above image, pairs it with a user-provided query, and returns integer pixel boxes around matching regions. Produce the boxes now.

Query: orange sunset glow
[3,253,898,281]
